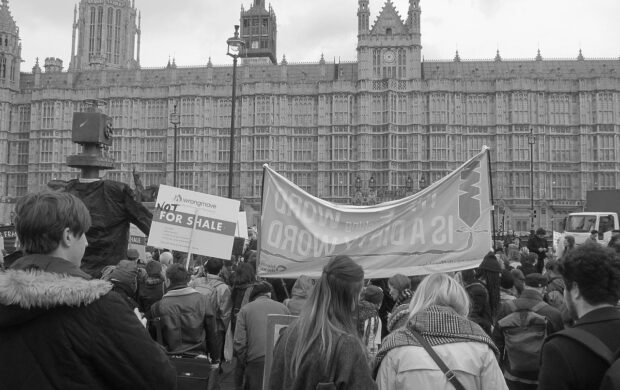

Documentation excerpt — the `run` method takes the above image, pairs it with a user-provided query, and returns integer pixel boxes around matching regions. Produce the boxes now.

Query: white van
[564,212,619,246]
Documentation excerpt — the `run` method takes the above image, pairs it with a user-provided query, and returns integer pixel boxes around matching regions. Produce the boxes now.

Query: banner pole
[486,149,497,248]
[184,207,200,271]
[257,164,268,268]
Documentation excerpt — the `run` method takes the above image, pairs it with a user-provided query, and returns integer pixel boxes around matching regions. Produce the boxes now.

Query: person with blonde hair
[375,273,507,390]
[268,255,375,390]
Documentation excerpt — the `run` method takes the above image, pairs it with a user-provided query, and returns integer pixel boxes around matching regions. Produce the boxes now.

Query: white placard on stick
[147,185,240,260]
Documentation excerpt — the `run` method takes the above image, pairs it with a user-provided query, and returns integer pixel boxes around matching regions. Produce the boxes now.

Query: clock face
[384,50,396,63]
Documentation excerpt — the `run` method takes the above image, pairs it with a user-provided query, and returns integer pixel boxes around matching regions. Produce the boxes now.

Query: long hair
[408,273,470,319]
[482,269,501,319]
[289,255,364,378]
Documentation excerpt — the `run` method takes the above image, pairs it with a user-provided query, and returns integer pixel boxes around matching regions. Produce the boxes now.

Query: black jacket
[0,255,176,390]
[538,306,620,390]
[526,235,548,261]
[64,179,152,278]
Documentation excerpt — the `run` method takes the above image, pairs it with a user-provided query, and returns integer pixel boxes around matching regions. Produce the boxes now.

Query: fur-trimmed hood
[0,269,112,328]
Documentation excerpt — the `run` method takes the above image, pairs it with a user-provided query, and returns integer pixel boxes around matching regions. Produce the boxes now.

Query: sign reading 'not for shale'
[148,185,240,260]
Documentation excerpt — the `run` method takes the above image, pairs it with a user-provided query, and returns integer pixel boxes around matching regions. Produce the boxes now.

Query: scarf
[373,305,498,378]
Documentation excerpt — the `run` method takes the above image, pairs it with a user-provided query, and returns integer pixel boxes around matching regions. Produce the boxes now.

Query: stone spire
[453,50,461,62]
[577,49,584,61]
[494,49,502,62]
[535,49,543,61]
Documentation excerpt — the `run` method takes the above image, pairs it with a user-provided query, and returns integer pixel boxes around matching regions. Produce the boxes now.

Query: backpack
[193,278,225,320]
[497,300,548,372]
[548,328,620,390]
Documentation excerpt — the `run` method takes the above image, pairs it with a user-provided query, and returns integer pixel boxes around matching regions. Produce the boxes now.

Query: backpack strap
[549,328,614,365]
[410,329,466,390]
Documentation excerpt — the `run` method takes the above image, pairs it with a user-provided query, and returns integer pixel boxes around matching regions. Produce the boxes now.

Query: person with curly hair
[538,243,620,390]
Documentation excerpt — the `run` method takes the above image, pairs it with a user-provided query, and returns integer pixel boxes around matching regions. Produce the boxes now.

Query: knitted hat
[362,285,384,306]
[146,260,163,277]
[108,260,138,292]
[479,253,502,273]
[525,273,548,288]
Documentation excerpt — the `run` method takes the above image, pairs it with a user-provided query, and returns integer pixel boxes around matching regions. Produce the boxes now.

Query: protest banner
[262,314,298,390]
[258,147,494,278]
[147,185,240,261]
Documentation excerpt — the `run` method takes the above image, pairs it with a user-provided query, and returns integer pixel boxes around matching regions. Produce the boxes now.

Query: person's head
[126,248,139,261]
[388,273,411,300]
[510,268,526,295]
[205,257,224,276]
[524,273,547,294]
[233,262,256,285]
[159,251,173,266]
[564,235,575,248]
[249,280,273,301]
[291,255,364,377]
[608,235,620,254]
[408,273,470,319]
[536,228,546,238]
[15,191,91,266]
[478,252,502,277]
[165,264,190,288]
[500,269,514,290]
[362,285,384,309]
[144,251,153,262]
[560,243,620,319]
[146,260,163,277]
[545,259,560,274]
[590,230,598,237]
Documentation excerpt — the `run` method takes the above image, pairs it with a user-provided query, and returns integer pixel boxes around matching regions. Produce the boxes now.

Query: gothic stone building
[0,0,619,231]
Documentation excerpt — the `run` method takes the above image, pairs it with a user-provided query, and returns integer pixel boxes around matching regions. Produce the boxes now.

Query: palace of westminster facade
[0,0,619,231]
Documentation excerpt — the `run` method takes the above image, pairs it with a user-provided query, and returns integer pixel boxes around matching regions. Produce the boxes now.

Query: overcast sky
[9,0,620,70]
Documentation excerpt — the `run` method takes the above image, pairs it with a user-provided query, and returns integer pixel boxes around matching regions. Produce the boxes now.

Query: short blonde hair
[408,273,470,319]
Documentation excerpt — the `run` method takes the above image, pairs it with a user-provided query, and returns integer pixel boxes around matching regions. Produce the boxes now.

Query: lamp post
[170,104,180,187]
[419,174,427,192]
[226,25,245,199]
[528,128,536,230]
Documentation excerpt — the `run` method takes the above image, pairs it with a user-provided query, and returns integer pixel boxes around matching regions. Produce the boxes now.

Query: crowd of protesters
[1,190,620,390]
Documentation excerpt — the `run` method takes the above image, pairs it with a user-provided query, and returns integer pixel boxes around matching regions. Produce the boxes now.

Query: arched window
[386,28,392,35]
[0,56,6,79]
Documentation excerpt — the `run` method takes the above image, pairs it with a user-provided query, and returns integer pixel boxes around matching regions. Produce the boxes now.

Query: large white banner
[258,148,493,278]
[148,185,240,260]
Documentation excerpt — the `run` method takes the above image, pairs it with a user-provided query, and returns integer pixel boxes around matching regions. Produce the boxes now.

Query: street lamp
[528,128,536,229]
[406,176,413,192]
[226,25,245,199]
[170,104,180,187]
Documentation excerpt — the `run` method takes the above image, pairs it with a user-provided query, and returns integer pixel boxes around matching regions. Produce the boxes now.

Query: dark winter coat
[0,254,176,390]
[64,179,152,278]
[538,306,620,390]
[139,275,165,314]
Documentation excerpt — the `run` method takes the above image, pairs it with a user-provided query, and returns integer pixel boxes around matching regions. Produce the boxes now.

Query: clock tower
[240,0,277,65]
[357,0,421,80]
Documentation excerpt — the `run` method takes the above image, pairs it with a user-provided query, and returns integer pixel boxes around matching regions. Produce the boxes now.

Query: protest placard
[147,185,240,260]
[263,314,298,390]
[129,224,147,260]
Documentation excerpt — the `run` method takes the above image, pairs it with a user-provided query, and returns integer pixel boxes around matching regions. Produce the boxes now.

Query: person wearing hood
[0,191,175,389]
[284,275,315,315]
[139,260,165,314]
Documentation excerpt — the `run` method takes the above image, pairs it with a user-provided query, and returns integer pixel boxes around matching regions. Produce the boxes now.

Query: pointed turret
[535,49,542,61]
[577,49,584,61]
[406,0,421,34]
[358,0,370,37]
[494,50,502,62]
[454,50,461,62]
[0,0,21,89]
